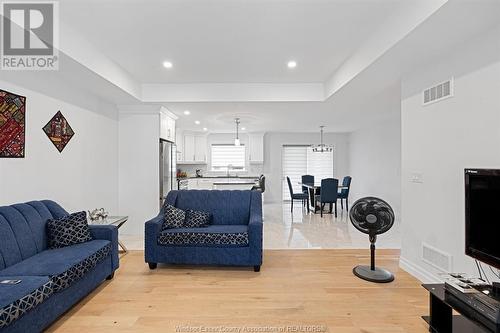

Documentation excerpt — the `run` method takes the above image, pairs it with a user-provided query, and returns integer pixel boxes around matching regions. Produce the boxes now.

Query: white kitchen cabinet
[248,133,264,163]
[197,179,213,190]
[175,131,183,161]
[167,117,176,142]
[180,133,207,163]
[184,135,196,162]
[187,179,198,189]
[194,135,207,162]
[160,113,176,142]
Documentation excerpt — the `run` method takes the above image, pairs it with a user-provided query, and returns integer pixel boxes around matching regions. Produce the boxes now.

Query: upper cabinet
[194,135,207,162]
[160,112,176,142]
[178,132,207,164]
[175,130,183,161]
[248,133,264,163]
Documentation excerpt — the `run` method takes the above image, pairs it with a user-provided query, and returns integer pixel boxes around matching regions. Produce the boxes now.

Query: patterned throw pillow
[46,211,92,248]
[183,209,212,228]
[161,205,186,231]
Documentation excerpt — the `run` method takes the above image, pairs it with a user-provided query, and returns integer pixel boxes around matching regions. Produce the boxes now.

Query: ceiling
[60,0,408,84]
[7,0,499,133]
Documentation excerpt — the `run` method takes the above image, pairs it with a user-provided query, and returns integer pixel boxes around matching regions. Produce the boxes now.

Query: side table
[89,216,129,253]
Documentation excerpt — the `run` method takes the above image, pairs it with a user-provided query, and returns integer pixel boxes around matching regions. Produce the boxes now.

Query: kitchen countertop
[212,180,258,185]
[178,176,260,180]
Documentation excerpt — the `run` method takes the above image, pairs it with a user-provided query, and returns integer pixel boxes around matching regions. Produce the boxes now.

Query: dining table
[298,182,348,213]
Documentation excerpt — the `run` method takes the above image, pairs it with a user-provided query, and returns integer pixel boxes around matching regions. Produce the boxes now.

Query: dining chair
[301,175,314,193]
[315,178,339,218]
[338,176,352,212]
[286,176,309,213]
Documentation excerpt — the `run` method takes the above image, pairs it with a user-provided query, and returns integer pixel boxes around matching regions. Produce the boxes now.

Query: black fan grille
[349,197,395,235]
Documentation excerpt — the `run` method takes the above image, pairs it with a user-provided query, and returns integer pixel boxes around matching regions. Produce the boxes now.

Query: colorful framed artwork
[42,111,75,153]
[0,89,26,158]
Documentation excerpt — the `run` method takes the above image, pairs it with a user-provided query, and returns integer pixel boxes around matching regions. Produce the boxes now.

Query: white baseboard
[400,256,442,283]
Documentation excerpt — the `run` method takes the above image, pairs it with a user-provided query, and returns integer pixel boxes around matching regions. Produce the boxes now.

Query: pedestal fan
[349,197,395,283]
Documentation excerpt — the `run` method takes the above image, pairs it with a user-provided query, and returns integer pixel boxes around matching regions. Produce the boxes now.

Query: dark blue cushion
[0,215,22,270]
[46,211,92,248]
[0,206,39,261]
[158,225,249,247]
[291,193,308,199]
[41,200,69,219]
[0,275,53,329]
[0,240,110,278]
[168,190,251,225]
[11,203,50,253]
[0,200,68,270]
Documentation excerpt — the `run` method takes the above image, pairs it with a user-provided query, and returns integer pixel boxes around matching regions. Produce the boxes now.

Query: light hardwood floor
[47,250,429,333]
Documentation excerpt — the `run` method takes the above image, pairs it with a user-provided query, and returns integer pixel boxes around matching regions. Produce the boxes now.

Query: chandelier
[312,126,333,153]
[234,118,241,146]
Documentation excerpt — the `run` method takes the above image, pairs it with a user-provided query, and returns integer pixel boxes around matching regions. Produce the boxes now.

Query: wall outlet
[410,172,424,183]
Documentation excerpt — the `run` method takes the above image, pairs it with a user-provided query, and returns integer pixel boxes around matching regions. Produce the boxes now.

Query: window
[282,145,334,201]
[211,144,246,172]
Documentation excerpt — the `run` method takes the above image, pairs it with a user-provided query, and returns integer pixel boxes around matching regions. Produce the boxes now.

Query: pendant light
[234,118,241,146]
[312,126,333,153]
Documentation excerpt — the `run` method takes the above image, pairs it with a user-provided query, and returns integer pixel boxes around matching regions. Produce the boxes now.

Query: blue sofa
[0,200,119,333]
[145,190,263,271]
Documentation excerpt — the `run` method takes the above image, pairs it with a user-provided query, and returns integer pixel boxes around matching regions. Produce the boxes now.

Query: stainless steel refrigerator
[159,139,177,209]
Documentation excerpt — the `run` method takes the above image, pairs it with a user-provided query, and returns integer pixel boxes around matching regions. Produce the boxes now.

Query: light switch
[410,172,424,183]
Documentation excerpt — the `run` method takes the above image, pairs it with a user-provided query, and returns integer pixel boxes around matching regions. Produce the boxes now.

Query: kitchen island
[178,176,260,190]
[212,178,258,190]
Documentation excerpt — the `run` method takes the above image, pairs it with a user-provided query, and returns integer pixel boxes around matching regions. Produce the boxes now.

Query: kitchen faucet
[227,164,233,177]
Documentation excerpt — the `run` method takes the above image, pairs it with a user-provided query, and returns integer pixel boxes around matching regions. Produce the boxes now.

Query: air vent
[422,243,452,272]
[423,78,453,105]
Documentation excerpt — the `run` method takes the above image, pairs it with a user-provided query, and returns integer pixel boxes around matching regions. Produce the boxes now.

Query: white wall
[118,112,160,235]
[348,95,401,216]
[0,80,119,213]
[262,132,350,203]
[400,26,500,282]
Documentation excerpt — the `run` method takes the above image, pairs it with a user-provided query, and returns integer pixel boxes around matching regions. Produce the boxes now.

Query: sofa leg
[148,262,157,270]
[254,265,261,272]
[106,273,114,280]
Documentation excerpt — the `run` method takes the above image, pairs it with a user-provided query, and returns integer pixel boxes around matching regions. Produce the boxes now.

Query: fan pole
[370,234,376,271]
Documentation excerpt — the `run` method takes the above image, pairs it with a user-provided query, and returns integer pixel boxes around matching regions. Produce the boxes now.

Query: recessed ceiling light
[163,61,173,69]
[183,110,190,115]
[203,127,208,131]
[287,60,297,69]
[241,127,246,131]
[194,120,200,125]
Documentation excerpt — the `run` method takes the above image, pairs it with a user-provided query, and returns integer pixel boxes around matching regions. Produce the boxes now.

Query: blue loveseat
[0,200,119,333]
[145,190,263,271]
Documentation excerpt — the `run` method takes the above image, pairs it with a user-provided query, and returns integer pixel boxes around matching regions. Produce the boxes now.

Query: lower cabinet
[187,179,213,190]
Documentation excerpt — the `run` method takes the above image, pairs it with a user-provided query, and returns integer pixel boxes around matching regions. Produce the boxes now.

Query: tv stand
[492,282,500,298]
[423,284,500,332]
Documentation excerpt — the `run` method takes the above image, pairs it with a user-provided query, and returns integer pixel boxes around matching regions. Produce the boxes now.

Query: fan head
[349,197,395,235]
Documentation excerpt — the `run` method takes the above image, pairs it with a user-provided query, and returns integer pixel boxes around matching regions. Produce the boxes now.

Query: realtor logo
[1,1,59,70]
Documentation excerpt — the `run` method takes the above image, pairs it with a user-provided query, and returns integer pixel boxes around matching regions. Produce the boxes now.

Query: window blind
[306,147,334,184]
[211,144,246,171]
[282,146,308,200]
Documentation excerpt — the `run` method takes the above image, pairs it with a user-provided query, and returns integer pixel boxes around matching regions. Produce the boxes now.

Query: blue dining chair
[315,178,339,217]
[338,176,352,212]
[287,176,309,213]
[301,175,314,193]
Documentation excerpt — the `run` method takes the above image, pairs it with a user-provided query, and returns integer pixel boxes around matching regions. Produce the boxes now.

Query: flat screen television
[465,168,500,269]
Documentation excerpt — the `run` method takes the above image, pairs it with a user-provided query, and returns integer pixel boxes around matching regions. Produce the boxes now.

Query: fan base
[353,265,394,283]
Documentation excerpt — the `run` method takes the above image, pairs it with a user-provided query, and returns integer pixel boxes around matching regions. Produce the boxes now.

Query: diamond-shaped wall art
[42,111,75,153]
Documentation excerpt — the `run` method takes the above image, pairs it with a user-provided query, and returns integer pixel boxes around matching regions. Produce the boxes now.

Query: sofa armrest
[145,214,164,263]
[89,225,119,270]
[248,191,263,265]
[145,214,163,238]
